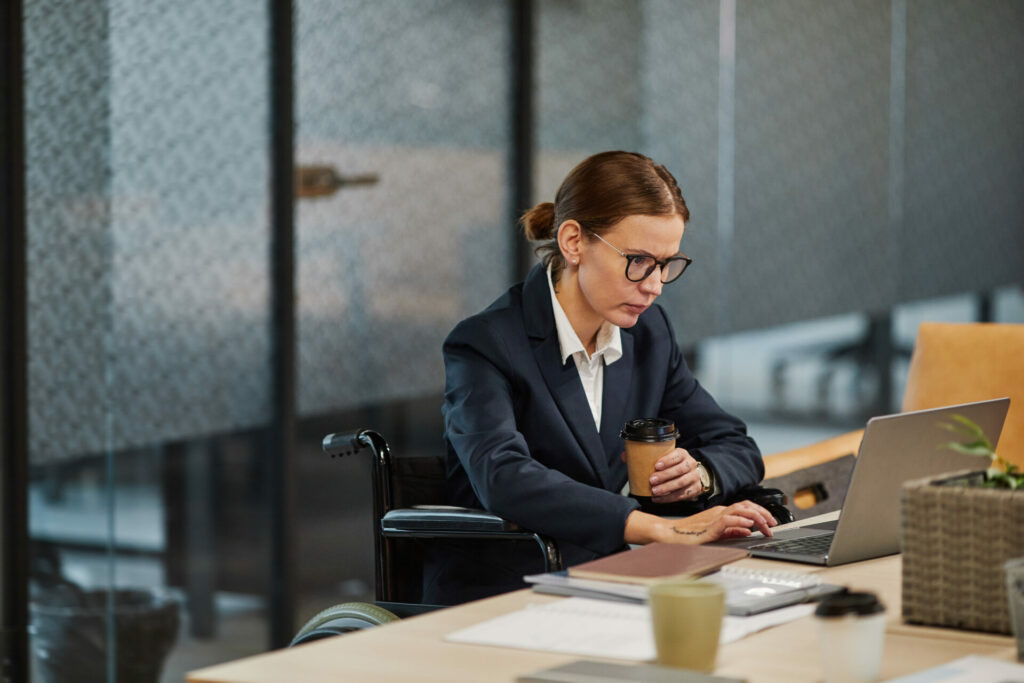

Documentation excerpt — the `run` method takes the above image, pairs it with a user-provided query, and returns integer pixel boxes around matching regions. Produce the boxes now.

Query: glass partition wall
[24,1,275,680]
[10,0,1024,681]
[291,0,514,627]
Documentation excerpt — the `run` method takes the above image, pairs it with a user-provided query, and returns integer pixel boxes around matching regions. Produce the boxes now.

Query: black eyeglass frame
[586,229,693,284]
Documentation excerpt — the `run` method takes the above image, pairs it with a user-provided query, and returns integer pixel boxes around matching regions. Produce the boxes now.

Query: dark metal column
[867,313,895,420]
[511,0,536,281]
[1,0,29,680]
[184,440,218,638]
[268,0,297,649]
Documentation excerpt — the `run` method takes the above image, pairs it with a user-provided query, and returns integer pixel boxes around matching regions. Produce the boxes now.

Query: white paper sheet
[445,597,815,661]
[887,655,1024,682]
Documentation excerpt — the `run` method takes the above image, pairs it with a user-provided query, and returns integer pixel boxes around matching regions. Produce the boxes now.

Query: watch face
[698,464,711,491]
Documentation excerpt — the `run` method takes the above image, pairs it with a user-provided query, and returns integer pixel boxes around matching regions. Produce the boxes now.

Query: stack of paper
[526,564,844,616]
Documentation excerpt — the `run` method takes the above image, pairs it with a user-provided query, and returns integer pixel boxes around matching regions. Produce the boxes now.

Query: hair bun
[521,201,557,241]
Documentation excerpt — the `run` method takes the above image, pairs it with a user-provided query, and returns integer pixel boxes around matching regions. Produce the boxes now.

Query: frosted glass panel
[295,0,512,416]
[26,0,271,462]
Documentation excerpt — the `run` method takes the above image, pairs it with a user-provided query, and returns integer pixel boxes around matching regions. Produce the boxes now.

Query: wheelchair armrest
[381,506,564,573]
[382,506,522,534]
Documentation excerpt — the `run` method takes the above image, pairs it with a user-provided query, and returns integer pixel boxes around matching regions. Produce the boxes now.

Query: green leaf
[949,414,987,437]
[939,441,996,457]
[937,421,981,439]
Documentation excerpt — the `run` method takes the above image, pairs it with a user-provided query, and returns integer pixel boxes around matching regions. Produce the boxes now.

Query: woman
[423,151,775,605]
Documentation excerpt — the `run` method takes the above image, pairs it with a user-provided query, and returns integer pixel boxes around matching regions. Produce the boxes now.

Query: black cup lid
[619,418,679,442]
[814,591,885,618]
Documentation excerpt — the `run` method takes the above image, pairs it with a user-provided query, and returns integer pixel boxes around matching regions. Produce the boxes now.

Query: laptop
[716,398,1009,566]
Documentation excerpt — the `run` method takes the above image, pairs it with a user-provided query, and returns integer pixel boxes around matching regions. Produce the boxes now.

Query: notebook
[715,398,1010,566]
[567,542,748,584]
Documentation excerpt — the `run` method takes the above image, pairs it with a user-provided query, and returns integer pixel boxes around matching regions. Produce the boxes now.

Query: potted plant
[901,415,1024,634]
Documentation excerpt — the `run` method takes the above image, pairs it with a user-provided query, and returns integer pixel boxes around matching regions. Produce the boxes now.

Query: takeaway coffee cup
[814,591,886,682]
[620,418,679,499]
[648,579,725,672]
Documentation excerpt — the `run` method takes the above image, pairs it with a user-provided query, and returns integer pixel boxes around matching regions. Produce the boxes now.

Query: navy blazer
[424,264,763,604]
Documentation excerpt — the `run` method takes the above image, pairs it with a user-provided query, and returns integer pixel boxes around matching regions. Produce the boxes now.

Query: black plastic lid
[814,591,885,618]
[619,418,679,443]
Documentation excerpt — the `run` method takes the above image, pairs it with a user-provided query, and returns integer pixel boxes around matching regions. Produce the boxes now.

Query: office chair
[290,428,563,646]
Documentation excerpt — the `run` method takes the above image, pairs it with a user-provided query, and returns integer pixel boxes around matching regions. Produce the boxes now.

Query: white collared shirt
[547,265,623,430]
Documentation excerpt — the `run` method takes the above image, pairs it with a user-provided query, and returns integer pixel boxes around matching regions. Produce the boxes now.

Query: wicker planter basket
[902,469,1024,634]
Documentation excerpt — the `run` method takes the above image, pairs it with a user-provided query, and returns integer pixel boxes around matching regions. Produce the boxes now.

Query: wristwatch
[695,462,712,494]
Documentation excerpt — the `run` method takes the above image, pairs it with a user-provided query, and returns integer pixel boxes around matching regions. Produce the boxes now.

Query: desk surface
[188,552,1018,683]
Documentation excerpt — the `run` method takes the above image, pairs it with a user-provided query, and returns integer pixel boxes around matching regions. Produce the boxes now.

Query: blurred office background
[4,0,1023,680]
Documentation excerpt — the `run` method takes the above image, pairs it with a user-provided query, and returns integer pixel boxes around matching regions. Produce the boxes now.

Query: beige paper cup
[648,580,725,672]
[620,418,679,498]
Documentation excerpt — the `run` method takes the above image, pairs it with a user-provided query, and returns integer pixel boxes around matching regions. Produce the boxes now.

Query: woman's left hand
[649,447,705,503]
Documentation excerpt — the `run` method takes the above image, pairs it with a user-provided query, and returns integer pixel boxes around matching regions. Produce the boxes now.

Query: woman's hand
[661,501,777,543]
[648,447,704,503]
[624,502,778,546]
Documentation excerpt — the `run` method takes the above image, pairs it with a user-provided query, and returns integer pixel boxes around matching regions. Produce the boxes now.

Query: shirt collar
[546,265,622,366]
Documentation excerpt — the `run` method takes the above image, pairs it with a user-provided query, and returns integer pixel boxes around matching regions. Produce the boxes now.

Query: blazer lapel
[599,331,634,464]
[533,336,612,488]
[523,265,612,488]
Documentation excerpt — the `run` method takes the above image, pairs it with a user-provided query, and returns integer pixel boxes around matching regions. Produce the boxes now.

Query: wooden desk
[188,554,1018,682]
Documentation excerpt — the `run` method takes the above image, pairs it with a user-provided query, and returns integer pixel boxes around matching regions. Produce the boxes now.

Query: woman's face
[577,213,686,329]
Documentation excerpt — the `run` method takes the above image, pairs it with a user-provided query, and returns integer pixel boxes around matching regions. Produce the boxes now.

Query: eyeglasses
[587,230,692,284]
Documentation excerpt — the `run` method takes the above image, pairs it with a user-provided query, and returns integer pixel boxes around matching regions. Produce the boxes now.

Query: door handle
[295,165,379,199]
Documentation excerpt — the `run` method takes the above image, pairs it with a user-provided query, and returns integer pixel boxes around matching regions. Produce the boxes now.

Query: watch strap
[696,462,712,493]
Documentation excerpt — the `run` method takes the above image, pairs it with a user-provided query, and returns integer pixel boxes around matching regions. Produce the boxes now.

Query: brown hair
[520,151,690,281]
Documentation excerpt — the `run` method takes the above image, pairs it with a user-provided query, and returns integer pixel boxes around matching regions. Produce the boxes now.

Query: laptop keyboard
[749,533,834,556]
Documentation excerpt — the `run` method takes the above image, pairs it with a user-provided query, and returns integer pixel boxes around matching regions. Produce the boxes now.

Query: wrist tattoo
[671,527,708,537]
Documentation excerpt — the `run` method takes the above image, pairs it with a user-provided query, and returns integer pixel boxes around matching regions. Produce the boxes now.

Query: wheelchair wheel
[289,602,400,647]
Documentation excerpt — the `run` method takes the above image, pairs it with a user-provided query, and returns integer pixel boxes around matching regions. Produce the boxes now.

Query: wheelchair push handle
[322,431,367,458]
[322,428,390,462]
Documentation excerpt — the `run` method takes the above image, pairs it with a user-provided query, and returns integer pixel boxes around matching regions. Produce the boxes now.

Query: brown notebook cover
[568,543,749,585]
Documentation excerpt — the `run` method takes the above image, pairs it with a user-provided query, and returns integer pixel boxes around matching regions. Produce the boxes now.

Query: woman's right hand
[661,501,777,543]
[624,502,777,546]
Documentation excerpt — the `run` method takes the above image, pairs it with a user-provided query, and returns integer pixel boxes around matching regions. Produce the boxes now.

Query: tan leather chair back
[901,322,1024,468]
